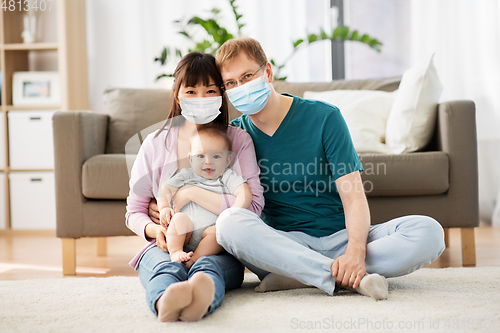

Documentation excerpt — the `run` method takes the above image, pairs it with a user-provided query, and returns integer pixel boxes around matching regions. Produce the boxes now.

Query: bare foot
[156,281,193,322]
[179,272,215,322]
[170,251,193,263]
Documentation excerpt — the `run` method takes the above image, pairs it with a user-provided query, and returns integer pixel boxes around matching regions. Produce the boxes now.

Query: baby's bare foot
[179,272,215,322]
[170,251,193,263]
[157,281,193,322]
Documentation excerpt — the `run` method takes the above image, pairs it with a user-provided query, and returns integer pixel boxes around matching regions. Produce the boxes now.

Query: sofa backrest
[273,76,400,97]
[102,88,170,154]
[102,76,401,154]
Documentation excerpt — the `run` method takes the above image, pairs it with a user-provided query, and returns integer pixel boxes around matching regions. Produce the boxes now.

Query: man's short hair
[216,37,268,72]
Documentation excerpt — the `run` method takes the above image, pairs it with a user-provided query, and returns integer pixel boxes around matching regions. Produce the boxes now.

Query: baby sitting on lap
[157,126,252,267]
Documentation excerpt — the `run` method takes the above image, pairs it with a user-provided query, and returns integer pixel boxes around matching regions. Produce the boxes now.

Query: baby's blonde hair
[191,126,232,151]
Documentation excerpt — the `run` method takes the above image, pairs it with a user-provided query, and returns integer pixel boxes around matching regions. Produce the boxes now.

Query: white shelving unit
[0,0,89,230]
[9,171,56,229]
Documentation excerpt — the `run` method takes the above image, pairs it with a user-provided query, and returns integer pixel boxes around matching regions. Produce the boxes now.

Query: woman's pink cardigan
[125,125,264,270]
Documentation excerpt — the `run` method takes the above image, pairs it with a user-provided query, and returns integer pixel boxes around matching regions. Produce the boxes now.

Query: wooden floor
[0,226,499,280]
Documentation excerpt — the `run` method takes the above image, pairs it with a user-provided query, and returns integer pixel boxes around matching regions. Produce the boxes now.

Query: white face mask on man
[179,96,222,124]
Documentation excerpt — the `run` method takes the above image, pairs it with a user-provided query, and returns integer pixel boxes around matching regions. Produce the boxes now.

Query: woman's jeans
[138,246,244,316]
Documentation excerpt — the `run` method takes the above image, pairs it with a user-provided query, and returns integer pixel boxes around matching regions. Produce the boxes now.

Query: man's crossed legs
[216,208,445,299]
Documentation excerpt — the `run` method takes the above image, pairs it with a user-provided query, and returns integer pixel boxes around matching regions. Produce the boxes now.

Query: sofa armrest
[53,111,109,238]
[436,100,479,227]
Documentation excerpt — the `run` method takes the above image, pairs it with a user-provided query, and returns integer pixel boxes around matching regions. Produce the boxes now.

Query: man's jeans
[138,246,244,316]
[216,208,446,295]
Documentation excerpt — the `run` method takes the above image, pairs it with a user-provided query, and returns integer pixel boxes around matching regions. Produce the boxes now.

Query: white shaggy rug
[1,268,499,333]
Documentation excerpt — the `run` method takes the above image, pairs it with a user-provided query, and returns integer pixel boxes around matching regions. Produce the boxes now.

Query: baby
[157,126,252,267]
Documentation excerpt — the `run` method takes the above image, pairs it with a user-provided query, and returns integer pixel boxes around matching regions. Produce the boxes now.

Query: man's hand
[155,225,169,253]
[148,198,160,224]
[331,250,366,289]
[171,185,193,212]
[159,207,174,228]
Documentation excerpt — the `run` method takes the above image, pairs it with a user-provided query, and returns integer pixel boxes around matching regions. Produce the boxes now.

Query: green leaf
[332,26,342,39]
[229,0,244,35]
[156,73,173,81]
[154,47,169,65]
[293,39,304,48]
[193,40,213,53]
[320,28,328,40]
[360,34,371,43]
[179,30,190,38]
[270,59,276,66]
[307,33,318,43]
[187,16,202,25]
[349,30,359,41]
[339,26,349,39]
[369,39,383,52]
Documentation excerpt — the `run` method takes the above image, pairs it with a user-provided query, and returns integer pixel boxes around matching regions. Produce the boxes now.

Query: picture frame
[12,71,61,106]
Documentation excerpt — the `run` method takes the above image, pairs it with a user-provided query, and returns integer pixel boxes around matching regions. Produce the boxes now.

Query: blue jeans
[138,246,244,316]
[216,208,446,296]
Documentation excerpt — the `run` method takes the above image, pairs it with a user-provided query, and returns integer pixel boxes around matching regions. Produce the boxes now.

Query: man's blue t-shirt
[231,94,363,237]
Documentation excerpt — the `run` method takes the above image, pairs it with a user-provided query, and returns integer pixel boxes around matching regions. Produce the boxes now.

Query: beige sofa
[53,76,478,275]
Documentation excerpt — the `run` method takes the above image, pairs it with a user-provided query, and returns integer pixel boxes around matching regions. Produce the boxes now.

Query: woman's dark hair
[154,52,229,145]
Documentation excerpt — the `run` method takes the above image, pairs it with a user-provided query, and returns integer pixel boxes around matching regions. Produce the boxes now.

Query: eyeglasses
[222,63,266,90]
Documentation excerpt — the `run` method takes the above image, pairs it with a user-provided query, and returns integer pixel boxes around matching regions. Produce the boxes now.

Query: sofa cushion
[385,54,443,153]
[82,154,136,199]
[303,90,394,154]
[82,151,449,200]
[102,88,171,154]
[359,152,449,197]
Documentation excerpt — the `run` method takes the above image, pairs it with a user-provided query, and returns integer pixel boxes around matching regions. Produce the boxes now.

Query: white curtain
[408,0,500,225]
[85,0,332,111]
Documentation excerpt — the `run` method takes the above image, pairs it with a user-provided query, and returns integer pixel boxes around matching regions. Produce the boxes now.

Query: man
[214,37,445,300]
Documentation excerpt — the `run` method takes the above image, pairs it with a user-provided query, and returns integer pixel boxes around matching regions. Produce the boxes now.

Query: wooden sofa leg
[62,238,76,275]
[443,228,450,248]
[460,228,476,267]
[97,237,107,256]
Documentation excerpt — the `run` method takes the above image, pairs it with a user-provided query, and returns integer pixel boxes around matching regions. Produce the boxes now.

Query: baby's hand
[159,207,174,228]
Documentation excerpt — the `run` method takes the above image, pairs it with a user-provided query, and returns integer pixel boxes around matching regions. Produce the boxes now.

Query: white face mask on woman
[179,96,222,124]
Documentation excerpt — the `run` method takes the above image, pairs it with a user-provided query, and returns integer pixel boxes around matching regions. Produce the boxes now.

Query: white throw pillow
[385,54,443,154]
[303,90,394,154]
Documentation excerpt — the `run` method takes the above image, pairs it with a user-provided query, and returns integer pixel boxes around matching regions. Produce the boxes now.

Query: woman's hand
[171,185,194,212]
[159,207,175,228]
[155,225,169,253]
[148,198,160,224]
[172,185,223,214]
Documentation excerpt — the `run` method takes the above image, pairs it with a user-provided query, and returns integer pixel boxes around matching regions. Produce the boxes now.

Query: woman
[125,52,264,322]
